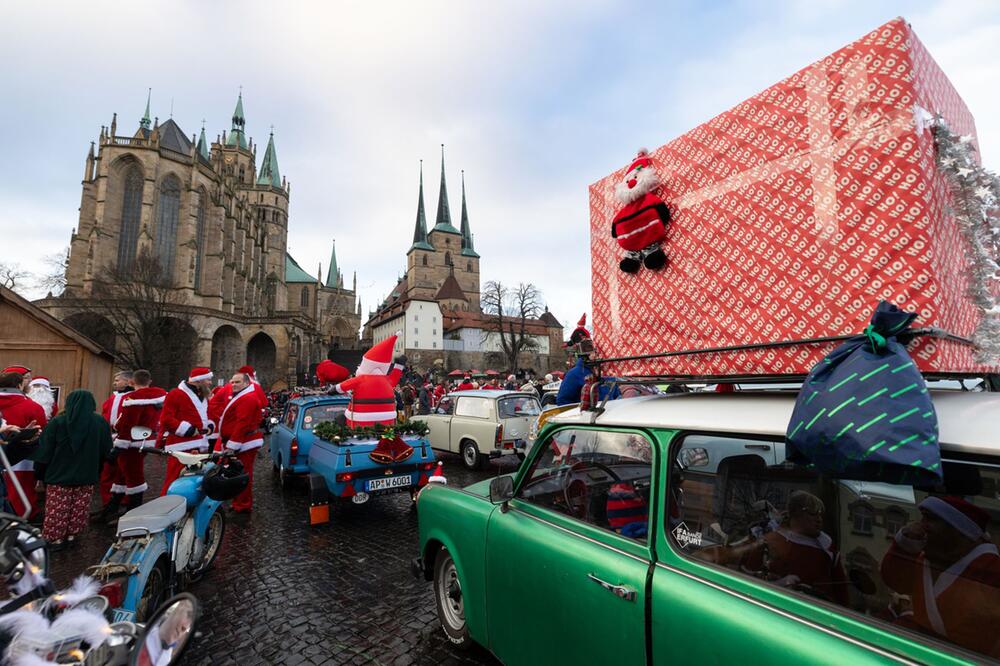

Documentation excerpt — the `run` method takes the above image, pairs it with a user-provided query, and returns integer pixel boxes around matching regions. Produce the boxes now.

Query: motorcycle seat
[117,495,187,536]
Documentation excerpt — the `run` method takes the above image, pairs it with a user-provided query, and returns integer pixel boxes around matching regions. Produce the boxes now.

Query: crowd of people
[0,362,270,550]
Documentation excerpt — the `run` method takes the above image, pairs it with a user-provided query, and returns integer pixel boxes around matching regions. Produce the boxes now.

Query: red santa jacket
[335,361,405,427]
[611,191,670,252]
[456,381,474,391]
[218,385,264,453]
[881,538,1000,656]
[117,386,167,448]
[159,382,211,452]
[0,389,48,472]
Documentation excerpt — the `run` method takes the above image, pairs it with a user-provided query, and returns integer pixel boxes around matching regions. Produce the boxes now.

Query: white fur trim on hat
[919,496,985,541]
[189,371,213,382]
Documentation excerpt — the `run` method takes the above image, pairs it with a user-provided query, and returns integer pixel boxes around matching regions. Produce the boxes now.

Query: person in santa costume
[330,335,411,462]
[158,367,215,495]
[97,371,134,512]
[456,375,474,391]
[217,372,264,512]
[0,366,47,518]
[111,369,166,512]
[611,148,671,273]
[880,495,1000,656]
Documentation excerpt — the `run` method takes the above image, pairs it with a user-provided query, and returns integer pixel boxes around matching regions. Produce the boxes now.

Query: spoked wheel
[188,511,226,580]
[136,559,168,623]
[434,549,471,649]
[461,440,483,471]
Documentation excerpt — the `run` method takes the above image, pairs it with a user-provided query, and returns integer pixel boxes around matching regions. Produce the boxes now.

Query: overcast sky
[2,0,998,337]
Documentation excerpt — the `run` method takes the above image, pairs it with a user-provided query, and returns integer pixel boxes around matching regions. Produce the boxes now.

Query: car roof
[290,394,349,407]
[546,390,1000,457]
[447,390,536,399]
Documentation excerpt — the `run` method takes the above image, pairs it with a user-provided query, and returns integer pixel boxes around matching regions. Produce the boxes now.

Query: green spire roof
[226,92,248,149]
[256,132,281,187]
[196,123,210,160]
[285,253,315,283]
[432,145,460,234]
[410,161,434,252]
[140,89,152,131]
[325,240,341,288]
[459,171,479,258]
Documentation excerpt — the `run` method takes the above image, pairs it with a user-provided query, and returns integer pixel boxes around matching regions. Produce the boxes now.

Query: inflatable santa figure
[332,335,412,463]
[316,359,350,386]
[611,149,671,273]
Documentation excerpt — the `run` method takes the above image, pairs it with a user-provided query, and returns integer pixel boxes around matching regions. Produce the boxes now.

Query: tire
[188,510,226,579]
[136,558,168,623]
[279,462,294,490]
[460,440,483,471]
[433,549,471,649]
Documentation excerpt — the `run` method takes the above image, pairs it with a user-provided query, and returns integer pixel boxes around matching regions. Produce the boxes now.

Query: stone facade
[37,94,361,389]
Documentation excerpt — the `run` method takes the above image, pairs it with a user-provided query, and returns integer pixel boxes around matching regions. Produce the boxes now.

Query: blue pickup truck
[268,394,437,521]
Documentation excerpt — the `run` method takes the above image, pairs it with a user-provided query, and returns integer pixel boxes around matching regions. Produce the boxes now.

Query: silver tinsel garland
[930,116,1000,363]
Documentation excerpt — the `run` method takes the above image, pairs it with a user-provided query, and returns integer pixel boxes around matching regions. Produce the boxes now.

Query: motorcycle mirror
[130,593,200,666]
[131,425,154,441]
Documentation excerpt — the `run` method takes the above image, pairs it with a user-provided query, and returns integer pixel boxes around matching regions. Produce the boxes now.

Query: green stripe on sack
[832,423,855,441]
[865,440,888,456]
[805,409,827,430]
[910,460,923,467]
[856,413,888,433]
[890,383,918,398]
[860,363,891,381]
[891,361,914,374]
[789,421,804,438]
[890,407,921,424]
[828,373,859,392]
[858,388,888,406]
[828,397,856,417]
[888,434,919,452]
[806,390,820,405]
[921,436,936,446]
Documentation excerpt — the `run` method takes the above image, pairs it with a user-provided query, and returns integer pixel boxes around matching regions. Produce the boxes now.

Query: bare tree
[82,249,196,377]
[36,247,69,296]
[480,280,544,372]
[0,263,32,293]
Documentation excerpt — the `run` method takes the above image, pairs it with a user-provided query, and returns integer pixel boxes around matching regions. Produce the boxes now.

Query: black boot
[619,253,642,273]
[91,494,123,524]
[122,494,144,511]
[643,247,668,270]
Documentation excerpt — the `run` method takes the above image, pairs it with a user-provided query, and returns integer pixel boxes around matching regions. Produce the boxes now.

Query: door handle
[587,574,637,602]
[744,444,771,451]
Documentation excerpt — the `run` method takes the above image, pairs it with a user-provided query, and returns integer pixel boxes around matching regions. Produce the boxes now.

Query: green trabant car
[413,389,1000,664]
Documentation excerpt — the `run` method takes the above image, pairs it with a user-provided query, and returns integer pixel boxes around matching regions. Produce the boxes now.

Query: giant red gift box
[590,18,999,378]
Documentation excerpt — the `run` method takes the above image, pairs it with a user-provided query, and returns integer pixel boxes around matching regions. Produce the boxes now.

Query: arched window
[422,254,428,266]
[445,251,452,266]
[154,175,181,282]
[117,167,144,270]
[466,261,472,272]
[193,189,208,291]
[300,286,310,309]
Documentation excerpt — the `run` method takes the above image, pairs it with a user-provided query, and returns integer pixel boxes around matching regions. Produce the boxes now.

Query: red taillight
[336,472,354,482]
[495,424,503,448]
[419,462,435,471]
[99,580,125,609]
[289,437,299,464]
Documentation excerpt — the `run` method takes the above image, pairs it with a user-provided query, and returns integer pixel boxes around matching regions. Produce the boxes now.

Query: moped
[88,435,246,623]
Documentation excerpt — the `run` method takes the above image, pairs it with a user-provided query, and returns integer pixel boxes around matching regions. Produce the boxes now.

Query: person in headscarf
[33,389,113,548]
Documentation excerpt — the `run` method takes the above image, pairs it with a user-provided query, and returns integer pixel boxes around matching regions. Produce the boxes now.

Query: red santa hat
[2,365,30,375]
[357,334,398,376]
[919,495,991,541]
[316,359,350,385]
[188,367,213,383]
[626,148,653,174]
[27,376,50,388]
[565,314,592,348]
[237,365,256,380]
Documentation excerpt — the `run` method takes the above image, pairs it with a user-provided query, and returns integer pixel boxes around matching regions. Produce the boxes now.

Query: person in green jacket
[34,389,112,548]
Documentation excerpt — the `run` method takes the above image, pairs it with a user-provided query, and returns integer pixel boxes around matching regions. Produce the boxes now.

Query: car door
[421,396,454,453]
[268,403,293,464]
[485,427,656,666]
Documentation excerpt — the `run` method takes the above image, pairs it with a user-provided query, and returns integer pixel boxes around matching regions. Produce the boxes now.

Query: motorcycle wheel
[136,558,168,623]
[188,511,226,580]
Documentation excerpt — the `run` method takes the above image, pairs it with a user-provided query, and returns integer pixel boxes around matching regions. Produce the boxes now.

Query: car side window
[518,428,653,543]
[455,397,491,419]
[668,432,1000,660]
[284,405,299,429]
[435,397,454,415]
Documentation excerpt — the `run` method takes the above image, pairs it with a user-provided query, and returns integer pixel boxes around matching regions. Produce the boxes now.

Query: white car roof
[546,390,1000,456]
[447,390,535,399]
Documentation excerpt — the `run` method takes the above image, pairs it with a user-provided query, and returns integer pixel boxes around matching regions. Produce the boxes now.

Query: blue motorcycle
[88,443,248,623]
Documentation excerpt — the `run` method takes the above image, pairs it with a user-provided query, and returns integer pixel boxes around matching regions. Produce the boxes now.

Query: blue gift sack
[785,301,942,485]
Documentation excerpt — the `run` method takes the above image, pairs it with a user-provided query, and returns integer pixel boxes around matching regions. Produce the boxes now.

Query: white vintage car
[413,390,542,470]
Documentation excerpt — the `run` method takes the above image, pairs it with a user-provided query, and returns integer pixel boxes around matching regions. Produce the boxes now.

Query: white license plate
[366,475,412,492]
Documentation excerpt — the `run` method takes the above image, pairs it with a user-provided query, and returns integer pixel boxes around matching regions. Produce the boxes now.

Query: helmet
[202,458,250,501]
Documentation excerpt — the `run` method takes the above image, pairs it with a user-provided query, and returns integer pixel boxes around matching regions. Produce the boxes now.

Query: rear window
[301,404,346,430]
[498,396,541,418]
[668,432,1000,660]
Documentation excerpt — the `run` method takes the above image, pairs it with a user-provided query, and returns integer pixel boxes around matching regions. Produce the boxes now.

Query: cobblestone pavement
[47,441,516,665]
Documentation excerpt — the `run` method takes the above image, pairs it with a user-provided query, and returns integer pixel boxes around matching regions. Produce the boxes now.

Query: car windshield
[301,404,346,431]
[498,396,541,418]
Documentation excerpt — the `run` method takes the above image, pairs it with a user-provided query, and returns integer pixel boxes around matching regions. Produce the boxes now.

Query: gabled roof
[158,119,193,155]
[257,133,281,187]
[441,309,558,336]
[3,287,115,359]
[434,274,468,302]
[285,253,315,283]
[432,145,460,235]
[539,308,561,328]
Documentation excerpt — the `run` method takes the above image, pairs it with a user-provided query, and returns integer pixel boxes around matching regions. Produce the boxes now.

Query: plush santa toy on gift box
[331,335,412,463]
[611,149,671,273]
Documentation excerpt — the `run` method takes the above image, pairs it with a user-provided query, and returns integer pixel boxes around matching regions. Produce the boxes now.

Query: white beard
[614,166,660,204]
[26,387,55,419]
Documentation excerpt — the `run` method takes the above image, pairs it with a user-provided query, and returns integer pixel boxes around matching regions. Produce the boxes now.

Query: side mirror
[130,593,200,666]
[489,476,514,510]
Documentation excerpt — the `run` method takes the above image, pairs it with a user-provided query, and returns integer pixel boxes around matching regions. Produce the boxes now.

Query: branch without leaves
[480,280,543,372]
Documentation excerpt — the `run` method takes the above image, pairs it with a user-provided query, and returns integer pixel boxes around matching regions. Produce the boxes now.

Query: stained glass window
[154,176,181,282]
[116,167,144,270]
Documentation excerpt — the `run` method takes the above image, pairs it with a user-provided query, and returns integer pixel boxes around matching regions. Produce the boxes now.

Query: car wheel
[279,463,293,490]
[434,549,471,649]
[460,440,483,471]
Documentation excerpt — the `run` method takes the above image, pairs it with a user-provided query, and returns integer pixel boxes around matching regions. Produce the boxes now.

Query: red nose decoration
[627,178,637,189]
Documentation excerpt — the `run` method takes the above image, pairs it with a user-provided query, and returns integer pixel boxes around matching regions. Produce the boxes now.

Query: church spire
[409,160,433,252]
[256,130,281,187]
[460,170,479,258]
[140,88,152,131]
[226,90,248,149]
[432,144,460,234]
[196,121,210,160]
[325,240,341,288]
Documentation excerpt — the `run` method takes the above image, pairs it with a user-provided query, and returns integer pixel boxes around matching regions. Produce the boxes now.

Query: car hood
[463,472,516,498]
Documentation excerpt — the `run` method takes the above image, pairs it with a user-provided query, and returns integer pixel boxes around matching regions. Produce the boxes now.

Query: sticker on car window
[671,522,702,548]
[304,416,313,423]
